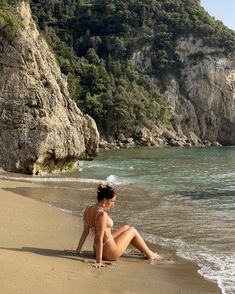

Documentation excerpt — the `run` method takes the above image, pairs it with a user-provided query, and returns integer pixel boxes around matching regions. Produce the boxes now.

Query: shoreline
[0,178,220,294]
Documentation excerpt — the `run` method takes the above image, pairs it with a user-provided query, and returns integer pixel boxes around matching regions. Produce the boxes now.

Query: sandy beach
[0,178,220,294]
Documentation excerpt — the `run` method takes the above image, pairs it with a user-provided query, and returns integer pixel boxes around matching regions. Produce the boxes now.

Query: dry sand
[0,178,220,294]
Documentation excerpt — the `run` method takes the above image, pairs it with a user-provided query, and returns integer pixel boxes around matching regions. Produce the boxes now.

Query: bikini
[85,206,114,246]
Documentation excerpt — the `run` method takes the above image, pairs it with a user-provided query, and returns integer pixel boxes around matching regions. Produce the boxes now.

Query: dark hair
[97,183,115,201]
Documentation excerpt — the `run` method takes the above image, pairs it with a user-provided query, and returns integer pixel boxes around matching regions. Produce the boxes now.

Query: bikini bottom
[93,237,114,253]
[103,237,114,246]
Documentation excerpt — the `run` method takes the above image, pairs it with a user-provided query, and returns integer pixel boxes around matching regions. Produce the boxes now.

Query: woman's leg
[112,225,130,239]
[114,227,157,260]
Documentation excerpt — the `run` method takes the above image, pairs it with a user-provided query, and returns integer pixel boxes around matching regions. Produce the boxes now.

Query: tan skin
[65,196,157,268]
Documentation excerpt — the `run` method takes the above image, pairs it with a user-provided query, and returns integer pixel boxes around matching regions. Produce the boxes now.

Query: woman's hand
[64,248,80,255]
[92,262,104,268]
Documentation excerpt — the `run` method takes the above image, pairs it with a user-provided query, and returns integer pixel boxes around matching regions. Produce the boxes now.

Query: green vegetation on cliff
[29,0,235,138]
[0,1,21,41]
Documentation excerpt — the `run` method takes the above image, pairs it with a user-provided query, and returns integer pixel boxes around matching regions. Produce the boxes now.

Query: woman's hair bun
[97,181,107,191]
[97,182,115,201]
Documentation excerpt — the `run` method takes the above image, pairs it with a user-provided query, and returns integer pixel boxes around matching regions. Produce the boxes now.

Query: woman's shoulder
[83,205,106,217]
[95,208,108,221]
[84,204,93,212]
[83,205,93,219]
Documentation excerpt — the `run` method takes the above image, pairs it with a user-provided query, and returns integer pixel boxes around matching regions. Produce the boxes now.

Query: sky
[201,0,235,31]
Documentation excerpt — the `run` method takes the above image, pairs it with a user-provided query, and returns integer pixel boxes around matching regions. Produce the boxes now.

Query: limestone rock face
[131,36,235,145]
[0,1,99,175]
[174,36,235,145]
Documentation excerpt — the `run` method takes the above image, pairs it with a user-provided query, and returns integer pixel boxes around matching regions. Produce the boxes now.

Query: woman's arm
[64,211,90,254]
[75,223,90,253]
[93,212,106,268]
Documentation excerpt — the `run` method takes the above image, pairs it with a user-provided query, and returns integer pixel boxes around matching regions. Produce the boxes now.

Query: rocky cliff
[0,0,99,175]
[175,37,235,145]
[27,0,235,148]
[132,36,235,146]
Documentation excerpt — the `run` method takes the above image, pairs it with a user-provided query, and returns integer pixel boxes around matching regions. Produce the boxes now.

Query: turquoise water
[69,146,235,294]
[1,146,235,293]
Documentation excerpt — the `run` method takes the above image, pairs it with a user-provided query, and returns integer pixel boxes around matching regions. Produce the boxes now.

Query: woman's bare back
[84,205,113,243]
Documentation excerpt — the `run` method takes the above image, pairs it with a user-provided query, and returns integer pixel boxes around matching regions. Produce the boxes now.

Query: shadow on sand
[0,246,146,266]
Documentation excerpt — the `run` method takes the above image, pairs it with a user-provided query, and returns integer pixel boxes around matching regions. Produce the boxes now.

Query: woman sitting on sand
[65,183,157,268]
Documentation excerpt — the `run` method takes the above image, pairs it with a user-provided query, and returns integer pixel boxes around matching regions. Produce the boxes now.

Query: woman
[65,183,157,268]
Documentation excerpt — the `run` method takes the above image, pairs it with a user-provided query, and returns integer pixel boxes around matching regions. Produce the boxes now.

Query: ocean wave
[218,186,235,191]
[106,174,131,186]
[82,162,125,170]
[48,204,73,214]
[199,254,235,294]
[0,174,130,186]
[142,233,235,294]
[0,175,102,184]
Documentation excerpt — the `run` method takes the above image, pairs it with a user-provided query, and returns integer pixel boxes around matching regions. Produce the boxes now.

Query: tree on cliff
[29,0,235,139]
[0,1,21,40]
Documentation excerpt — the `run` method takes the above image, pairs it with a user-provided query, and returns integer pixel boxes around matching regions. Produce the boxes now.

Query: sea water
[1,147,234,294]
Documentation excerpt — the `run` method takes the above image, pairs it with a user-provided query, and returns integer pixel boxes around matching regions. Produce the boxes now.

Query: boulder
[118,133,127,142]
[0,1,99,175]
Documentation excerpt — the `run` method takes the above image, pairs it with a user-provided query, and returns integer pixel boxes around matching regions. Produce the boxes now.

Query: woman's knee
[129,226,138,235]
[123,225,130,230]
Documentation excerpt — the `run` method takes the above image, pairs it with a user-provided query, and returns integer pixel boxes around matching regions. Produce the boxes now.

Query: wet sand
[0,178,220,294]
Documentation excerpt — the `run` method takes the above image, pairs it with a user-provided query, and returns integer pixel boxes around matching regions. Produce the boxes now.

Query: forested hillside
[29,0,235,139]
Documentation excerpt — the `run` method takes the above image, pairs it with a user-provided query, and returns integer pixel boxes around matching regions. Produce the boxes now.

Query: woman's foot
[146,251,158,260]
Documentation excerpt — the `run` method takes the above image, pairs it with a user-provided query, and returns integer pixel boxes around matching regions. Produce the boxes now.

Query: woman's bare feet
[147,251,158,260]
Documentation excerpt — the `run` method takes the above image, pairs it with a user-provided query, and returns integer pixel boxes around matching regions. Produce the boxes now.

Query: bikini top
[84,205,113,232]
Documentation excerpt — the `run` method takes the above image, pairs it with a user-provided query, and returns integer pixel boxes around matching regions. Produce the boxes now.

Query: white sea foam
[199,254,235,294]
[84,162,124,170]
[142,232,235,294]
[106,174,119,185]
[218,186,235,191]
[48,204,73,214]
[0,174,130,186]
[0,175,102,184]
[106,174,130,186]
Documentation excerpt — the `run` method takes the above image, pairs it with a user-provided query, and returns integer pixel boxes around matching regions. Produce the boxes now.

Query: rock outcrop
[131,36,235,146]
[0,1,99,175]
[174,36,235,145]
